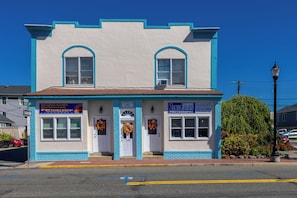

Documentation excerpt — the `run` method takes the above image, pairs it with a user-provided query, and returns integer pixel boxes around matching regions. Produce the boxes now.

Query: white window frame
[157,58,185,87]
[41,117,82,141]
[65,56,94,86]
[19,98,25,106]
[1,97,7,105]
[169,116,210,140]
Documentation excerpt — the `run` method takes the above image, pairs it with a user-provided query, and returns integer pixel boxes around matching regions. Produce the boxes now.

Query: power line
[232,80,247,95]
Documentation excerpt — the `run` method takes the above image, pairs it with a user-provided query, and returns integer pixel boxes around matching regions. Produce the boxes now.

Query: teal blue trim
[29,100,36,161]
[211,32,218,90]
[62,45,96,87]
[135,100,143,160]
[112,100,120,160]
[214,100,222,159]
[163,150,213,159]
[154,46,188,88]
[25,24,53,38]
[25,94,223,100]
[52,19,194,30]
[36,151,88,161]
[30,39,37,92]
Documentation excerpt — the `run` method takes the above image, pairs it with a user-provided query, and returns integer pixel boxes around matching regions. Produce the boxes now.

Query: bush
[222,134,250,156]
[222,133,271,157]
[0,132,13,141]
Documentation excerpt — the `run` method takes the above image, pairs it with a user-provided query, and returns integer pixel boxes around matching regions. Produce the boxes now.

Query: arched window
[62,46,95,86]
[155,47,187,87]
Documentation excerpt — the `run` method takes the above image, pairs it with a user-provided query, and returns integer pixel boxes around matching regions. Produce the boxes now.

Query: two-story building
[276,103,297,130]
[0,85,30,138]
[25,19,223,161]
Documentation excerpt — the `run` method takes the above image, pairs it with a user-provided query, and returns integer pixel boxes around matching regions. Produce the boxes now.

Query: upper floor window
[1,97,6,104]
[157,59,185,86]
[65,57,93,85]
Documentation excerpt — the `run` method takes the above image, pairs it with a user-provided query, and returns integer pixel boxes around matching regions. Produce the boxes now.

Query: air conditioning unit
[158,79,168,86]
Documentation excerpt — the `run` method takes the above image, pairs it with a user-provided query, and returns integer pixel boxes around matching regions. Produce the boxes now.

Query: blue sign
[40,103,83,114]
[195,102,212,112]
[168,102,195,114]
[168,102,212,114]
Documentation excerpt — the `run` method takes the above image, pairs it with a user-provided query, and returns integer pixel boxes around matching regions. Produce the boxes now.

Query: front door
[120,121,135,156]
[144,116,162,153]
[93,116,111,153]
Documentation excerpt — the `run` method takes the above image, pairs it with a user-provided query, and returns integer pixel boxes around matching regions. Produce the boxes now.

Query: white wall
[36,22,211,91]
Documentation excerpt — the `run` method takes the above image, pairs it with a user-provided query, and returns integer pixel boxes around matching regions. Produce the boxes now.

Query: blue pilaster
[135,99,143,160]
[214,100,222,159]
[211,32,218,90]
[112,100,120,160]
[29,100,36,161]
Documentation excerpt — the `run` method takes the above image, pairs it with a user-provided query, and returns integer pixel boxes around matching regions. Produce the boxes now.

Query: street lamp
[271,62,280,162]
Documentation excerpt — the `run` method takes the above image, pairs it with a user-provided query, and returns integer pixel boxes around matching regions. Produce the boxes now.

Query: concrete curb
[36,161,297,169]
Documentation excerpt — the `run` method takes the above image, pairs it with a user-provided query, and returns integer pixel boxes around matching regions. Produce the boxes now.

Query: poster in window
[148,119,158,135]
[96,119,106,135]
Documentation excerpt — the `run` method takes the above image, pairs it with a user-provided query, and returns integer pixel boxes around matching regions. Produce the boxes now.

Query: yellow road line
[127,178,297,186]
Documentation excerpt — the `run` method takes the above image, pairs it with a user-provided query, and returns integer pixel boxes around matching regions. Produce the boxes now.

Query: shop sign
[168,102,212,114]
[168,102,195,114]
[40,103,83,114]
[195,102,212,112]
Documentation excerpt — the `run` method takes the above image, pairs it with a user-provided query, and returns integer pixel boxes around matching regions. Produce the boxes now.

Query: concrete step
[89,152,113,160]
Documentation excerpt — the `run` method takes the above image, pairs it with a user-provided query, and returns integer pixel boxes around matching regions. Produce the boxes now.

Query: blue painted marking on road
[3,174,19,179]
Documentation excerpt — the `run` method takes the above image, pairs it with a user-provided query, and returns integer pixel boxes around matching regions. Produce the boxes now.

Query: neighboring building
[0,114,14,127]
[0,85,30,138]
[277,103,297,130]
[24,19,223,161]
[0,85,30,127]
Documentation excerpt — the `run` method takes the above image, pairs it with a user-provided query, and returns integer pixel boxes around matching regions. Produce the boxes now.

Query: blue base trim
[35,151,89,161]
[163,150,214,159]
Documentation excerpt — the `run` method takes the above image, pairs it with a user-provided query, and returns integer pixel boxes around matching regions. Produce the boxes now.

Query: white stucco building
[25,19,223,161]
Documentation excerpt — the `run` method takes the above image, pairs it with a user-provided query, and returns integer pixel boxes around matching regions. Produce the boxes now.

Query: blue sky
[1,0,297,110]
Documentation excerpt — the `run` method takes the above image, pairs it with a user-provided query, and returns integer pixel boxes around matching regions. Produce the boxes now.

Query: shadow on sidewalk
[0,147,27,162]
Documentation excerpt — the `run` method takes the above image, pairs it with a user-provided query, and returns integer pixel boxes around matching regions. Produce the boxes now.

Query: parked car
[11,138,23,147]
[21,138,28,145]
[0,140,12,148]
[282,129,297,139]
[277,128,287,135]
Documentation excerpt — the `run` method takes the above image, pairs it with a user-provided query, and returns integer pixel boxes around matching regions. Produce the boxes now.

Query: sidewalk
[17,151,297,169]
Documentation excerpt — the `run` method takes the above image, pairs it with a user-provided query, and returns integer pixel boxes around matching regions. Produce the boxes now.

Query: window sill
[41,139,82,142]
[169,138,209,141]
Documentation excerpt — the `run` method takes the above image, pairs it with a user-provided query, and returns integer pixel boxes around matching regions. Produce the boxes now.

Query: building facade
[25,19,223,161]
[0,85,30,138]
[0,86,30,127]
[277,103,297,130]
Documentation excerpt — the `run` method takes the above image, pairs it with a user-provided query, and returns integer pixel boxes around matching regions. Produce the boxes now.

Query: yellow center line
[127,178,297,186]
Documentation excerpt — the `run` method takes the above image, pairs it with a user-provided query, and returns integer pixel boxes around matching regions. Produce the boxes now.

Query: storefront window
[41,117,81,141]
[170,116,210,140]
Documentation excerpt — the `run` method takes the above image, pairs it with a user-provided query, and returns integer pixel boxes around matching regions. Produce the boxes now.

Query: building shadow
[0,147,27,162]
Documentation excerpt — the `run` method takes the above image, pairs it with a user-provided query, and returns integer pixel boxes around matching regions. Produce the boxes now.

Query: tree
[221,95,272,157]
[222,95,271,134]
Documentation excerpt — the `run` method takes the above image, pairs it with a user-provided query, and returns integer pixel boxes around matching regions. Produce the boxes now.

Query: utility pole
[232,80,246,95]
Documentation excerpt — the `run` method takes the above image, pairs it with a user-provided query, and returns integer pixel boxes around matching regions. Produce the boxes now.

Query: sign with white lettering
[168,102,212,114]
[40,103,83,114]
[168,102,195,114]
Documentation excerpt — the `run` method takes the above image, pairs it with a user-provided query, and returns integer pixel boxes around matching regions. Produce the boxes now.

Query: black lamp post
[271,62,280,162]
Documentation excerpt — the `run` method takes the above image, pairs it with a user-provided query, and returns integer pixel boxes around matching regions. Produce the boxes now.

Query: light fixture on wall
[99,106,103,114]
[151,106,154,113]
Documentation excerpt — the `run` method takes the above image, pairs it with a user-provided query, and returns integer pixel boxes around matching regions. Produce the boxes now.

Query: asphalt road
[0,165,297,197]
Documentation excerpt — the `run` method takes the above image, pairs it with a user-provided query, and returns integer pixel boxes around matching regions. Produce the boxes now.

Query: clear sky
[1,0,297,110]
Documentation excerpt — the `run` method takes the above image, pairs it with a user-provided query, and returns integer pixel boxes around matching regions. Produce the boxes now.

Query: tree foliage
[221,95,272,157]
[222,95,271,134]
